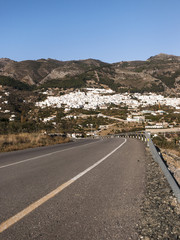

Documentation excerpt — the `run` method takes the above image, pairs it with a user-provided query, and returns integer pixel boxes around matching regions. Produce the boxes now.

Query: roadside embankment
[161,149,180,186]
[0,133,70,152]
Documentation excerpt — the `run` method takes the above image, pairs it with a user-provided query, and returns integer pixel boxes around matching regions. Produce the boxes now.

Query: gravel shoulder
[137,147,180,240]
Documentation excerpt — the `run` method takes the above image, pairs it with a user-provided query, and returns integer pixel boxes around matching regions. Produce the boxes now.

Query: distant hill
[0,54,180,94]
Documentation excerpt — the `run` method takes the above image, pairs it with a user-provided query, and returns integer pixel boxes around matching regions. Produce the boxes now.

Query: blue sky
[0,0,180,63]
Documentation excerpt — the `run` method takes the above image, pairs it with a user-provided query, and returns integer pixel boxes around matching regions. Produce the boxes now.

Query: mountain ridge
[0,53,180,94]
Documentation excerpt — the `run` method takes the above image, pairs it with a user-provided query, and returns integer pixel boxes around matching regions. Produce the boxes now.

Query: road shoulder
[137,147,180,239]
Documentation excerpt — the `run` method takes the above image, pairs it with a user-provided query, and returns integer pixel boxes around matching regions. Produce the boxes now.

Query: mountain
[148,53,180,62]
[0,58,108,85]
[0,54,180,94]
[111,53,180,93]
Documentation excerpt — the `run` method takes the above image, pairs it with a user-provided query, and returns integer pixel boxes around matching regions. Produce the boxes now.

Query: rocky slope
[0,54,180,94]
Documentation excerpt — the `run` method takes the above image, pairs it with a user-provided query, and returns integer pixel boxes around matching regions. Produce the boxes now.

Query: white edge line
[0,139,102,169]
[0,138,126,233]
[72,138,127,181]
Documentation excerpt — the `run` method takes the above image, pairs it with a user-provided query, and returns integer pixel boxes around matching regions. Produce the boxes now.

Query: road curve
[0,138,146,240]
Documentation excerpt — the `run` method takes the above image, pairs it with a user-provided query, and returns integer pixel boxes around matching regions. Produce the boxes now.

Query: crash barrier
[116,131,180,203]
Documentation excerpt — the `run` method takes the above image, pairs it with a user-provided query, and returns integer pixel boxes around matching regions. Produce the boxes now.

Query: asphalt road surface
[0,138,146,240]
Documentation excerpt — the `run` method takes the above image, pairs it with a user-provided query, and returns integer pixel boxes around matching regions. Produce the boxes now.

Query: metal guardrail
[117,131,180,203]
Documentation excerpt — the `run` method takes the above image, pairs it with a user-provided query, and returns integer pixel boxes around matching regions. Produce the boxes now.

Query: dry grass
[0,133,70,152]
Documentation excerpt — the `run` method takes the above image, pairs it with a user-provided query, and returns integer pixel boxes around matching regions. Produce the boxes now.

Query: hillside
[112,53,180,93]
[0,58,108,85]
[0,54,180,94]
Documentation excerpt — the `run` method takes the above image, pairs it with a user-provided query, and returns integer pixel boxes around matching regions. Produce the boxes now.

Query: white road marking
[0,139,102,169]
[0,138,126,233]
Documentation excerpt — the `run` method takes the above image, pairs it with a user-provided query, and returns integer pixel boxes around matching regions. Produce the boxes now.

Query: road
[0,138,146,240]
[146,127,180,134]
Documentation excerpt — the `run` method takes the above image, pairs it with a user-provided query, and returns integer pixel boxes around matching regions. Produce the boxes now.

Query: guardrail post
[146,132,151,147]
